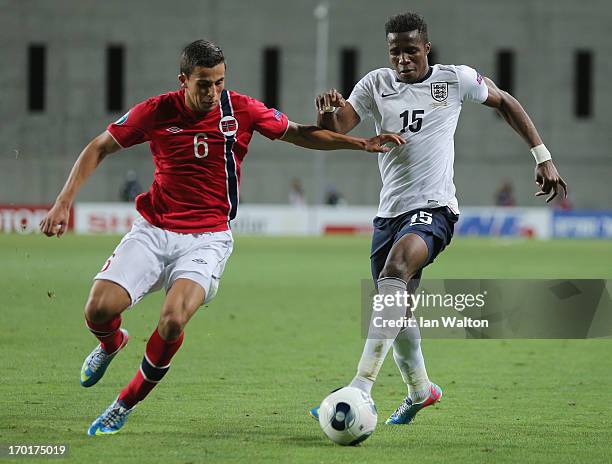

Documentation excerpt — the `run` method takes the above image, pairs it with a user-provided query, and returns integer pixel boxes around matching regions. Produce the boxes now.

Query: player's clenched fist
[39,202,70,238]
[315,88,347,114]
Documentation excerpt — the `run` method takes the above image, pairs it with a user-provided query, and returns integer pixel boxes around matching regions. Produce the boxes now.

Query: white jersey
[348,64,488,217]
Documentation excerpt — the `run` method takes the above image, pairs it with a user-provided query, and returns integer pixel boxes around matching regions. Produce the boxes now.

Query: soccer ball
[318,387,378,446]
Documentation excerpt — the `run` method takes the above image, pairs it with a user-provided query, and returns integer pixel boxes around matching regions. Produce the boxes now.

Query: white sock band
[349,376,374,396]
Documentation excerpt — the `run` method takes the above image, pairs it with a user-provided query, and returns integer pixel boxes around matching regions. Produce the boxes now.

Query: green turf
[1,235,611,463]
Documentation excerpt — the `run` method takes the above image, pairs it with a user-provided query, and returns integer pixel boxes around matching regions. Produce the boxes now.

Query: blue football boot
[87,399,134,436]
[80,329,128,387]
[386,383,442,425]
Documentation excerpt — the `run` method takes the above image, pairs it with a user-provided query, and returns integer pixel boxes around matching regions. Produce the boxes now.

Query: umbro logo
[381,92,398,98]
[166,126,183,133]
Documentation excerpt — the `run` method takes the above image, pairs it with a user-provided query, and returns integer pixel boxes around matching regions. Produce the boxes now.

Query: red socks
[85,317,184,409]
[118,328,184,409]
[86,316,124,354]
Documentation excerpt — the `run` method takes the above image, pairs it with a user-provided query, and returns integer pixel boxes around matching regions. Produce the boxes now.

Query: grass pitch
[1,235,611,463]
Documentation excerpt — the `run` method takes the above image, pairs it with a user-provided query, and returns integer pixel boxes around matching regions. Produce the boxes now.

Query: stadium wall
[3,203,611,239]
[1,0,611,209]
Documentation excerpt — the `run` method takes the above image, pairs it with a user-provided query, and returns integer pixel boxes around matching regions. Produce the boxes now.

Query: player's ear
[425,42,431,55]
[178,73,187,88]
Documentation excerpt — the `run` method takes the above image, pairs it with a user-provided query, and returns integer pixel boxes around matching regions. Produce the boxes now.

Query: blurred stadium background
[1,0,610,239]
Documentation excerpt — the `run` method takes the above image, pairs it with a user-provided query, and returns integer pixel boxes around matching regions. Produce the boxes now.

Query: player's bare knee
[157,313,185,341]
[84,283,129,323]
[379,259,411,281]
[84,295,115,323]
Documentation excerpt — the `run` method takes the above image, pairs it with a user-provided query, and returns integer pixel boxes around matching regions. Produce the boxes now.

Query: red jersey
[107,89,289,233]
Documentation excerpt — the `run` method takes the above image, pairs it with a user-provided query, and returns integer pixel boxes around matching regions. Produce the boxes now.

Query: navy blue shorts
[370,206,459,282]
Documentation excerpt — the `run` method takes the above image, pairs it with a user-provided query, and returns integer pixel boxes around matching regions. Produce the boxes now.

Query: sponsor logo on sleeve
[476,72,483,85]
[272,109,283,121]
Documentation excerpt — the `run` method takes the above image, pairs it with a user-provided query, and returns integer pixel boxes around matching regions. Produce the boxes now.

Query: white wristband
[530,144,552,164]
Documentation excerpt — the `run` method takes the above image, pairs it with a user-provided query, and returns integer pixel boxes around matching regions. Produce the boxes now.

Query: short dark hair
[180,40,225,76]
[385,12,428,42]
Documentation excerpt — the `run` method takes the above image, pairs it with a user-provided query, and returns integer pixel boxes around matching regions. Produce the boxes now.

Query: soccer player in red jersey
[39,39,404,436]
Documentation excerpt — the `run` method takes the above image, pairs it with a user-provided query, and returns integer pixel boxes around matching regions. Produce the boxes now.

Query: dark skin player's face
[179,63,226,114]
[387,31,431,83]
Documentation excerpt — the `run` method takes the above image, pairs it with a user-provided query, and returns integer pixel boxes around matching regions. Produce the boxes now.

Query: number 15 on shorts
[410,211,433,225]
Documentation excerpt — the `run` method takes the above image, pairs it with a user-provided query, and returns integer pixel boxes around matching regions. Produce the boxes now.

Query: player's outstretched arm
[482,77,568,202]
[315,89,361,134]
[39,131,121,237]
[281,121,404,153]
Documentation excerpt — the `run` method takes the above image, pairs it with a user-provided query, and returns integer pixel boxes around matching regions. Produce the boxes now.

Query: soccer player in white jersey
[309,12,567,425]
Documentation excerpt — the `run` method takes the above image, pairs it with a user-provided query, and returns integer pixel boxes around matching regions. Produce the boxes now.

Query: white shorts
[95,217,233,306]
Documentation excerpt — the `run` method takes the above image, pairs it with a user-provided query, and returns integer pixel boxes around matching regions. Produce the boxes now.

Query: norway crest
[219,115,238,137]
[431,82,448,102]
